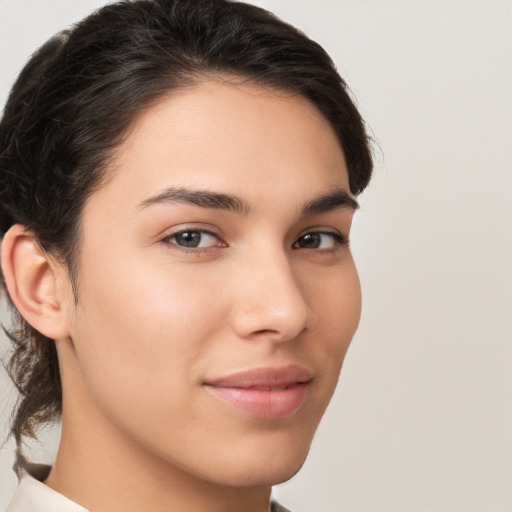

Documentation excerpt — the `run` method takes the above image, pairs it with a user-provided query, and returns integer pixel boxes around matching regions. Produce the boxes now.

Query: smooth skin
[2,80,362,512]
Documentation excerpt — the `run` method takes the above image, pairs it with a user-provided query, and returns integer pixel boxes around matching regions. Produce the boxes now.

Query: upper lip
[204,365,313,389]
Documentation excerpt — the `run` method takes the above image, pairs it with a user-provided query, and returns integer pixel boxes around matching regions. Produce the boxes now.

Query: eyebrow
[138,187,251,215]
[138,186,358,215]
[301,189,359,215]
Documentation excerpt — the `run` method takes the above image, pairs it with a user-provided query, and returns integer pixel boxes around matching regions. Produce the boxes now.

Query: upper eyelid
[160,228,226,253]
[296,227,346,239]
[295,230,346,241]
[161,224,224,239]
[170,227,219,236]
[299,227,340,235]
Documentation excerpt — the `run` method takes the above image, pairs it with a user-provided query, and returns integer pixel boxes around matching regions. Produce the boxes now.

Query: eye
[162,229,224,250]
[293,231,345,250]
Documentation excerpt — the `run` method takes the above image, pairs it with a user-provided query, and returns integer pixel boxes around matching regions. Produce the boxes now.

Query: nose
[230,250,315,343]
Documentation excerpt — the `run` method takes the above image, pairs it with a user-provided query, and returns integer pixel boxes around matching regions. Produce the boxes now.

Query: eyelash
[160,228,347,254]
[292,231,347,250]
[160,228,225,253]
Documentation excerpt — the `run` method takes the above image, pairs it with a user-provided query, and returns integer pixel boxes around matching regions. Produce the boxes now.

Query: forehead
[87,80,350,219]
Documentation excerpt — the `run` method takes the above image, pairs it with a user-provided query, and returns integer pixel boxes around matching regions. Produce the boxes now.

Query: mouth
[203,365,313,420]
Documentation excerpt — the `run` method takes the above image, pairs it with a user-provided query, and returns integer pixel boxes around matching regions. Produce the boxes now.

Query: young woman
[0,1,373,511]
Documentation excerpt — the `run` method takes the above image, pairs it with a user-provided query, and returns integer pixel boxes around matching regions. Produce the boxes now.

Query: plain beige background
[1,1,511,511]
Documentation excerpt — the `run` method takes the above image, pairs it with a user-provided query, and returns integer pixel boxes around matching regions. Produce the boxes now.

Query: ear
[1,224,71,340]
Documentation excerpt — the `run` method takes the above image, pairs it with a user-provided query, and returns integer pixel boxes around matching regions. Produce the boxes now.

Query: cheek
[307,260,361,387]
[68,252,229,421]
[308,257,362,341]
[328,267,361,348]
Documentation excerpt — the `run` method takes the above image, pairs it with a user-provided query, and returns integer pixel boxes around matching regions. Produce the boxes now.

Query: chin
[213,441,311,488]
[197,408,324,488]
[257,457,308,486]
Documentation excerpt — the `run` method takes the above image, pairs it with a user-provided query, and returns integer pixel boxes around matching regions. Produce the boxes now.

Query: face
[60,80,361,488]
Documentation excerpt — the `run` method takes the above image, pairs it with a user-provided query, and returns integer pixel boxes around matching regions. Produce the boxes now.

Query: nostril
[246,325,307,343]
[251,328,279,337]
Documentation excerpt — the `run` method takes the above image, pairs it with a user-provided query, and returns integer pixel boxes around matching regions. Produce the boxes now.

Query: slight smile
[203,365,313,420]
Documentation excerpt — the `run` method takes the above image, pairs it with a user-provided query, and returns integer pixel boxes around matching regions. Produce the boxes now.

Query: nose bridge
[230,245,313,341]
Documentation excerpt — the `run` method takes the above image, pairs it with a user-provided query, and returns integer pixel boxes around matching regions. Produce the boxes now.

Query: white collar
[6,465,290,512]
[7,468,89,512]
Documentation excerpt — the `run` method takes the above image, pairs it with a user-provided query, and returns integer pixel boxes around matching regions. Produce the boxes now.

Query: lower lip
[204,383,310,420]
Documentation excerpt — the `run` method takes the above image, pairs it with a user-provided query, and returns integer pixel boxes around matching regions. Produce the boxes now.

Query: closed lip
[203,365,313,419]
[203,364,313,389]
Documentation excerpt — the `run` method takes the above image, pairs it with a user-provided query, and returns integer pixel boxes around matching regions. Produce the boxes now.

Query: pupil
[176,231,200,247]
[300,233,320,248]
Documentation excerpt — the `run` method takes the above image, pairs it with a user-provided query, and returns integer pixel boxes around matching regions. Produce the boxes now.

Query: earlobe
[1,224,70,340]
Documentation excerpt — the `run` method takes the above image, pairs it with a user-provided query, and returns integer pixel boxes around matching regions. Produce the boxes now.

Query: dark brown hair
[0,0,373,452]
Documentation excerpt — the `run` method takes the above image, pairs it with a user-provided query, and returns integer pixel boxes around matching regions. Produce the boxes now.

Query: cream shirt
[7,470,87,512]
[6,467,290,512]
